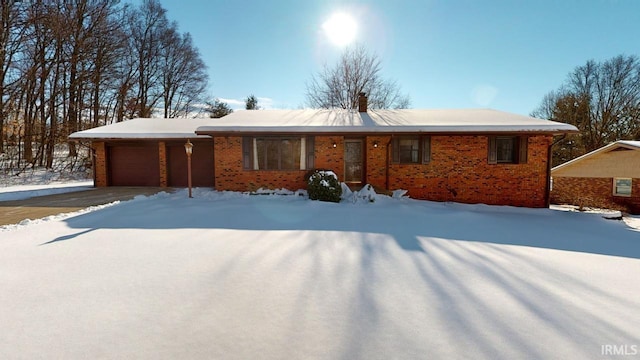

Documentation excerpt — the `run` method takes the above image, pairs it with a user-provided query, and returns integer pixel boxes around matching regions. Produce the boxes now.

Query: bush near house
[307,169,342,203]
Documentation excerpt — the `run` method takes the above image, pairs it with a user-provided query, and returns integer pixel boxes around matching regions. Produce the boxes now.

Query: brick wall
[551,176,640,214]
[213,136,309,191]
[93,141,107,187]
[314,136,345,180]
[158,141,168,187]
[365,136,388,188]
[382,135,551,208]
[212,134,552,208]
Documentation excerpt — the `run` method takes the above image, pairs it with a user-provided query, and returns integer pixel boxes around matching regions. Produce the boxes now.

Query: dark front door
[344,139,364,183]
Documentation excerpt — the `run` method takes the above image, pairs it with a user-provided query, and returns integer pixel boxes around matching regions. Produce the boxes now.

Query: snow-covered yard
[1,187,639,359]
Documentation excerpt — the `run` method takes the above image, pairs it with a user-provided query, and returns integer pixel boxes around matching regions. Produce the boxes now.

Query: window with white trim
[243,136,314,170]
[613,178,632,197]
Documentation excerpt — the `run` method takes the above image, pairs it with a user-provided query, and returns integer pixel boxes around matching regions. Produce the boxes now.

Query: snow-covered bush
[307,170,342,203]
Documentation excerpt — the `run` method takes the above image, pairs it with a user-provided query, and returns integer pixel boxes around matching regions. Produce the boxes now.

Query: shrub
[307,170,342,203]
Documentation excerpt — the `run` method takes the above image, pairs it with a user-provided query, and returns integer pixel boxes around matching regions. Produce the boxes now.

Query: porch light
[373,141,379,148]
[184,139,193,198]
[184,139,193,155]
[332,142,337,148]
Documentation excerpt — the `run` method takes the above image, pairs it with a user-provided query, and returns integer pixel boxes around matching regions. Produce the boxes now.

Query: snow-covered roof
[68,118,214,140]
[196,109,578,134]
[69,109,578,140]
[617,140,640,149]
[552,140,640,173]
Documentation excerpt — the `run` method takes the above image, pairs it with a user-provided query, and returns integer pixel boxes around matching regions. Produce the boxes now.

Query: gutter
[545,134,567,207]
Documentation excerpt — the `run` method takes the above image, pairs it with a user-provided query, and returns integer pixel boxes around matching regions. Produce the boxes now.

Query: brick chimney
[358,92,368,112]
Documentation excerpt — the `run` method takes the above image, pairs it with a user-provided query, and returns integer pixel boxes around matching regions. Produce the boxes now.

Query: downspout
[546,134,566,207]
[386,134,393,190]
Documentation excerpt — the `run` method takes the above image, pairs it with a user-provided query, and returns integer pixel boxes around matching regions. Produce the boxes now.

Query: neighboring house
[551,140,640,213]
[69,95,577,208]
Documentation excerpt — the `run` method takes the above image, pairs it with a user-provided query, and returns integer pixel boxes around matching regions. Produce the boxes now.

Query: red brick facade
[92,134,553,208]
[213,136,310,191]
[551,176,640,213]
[387,135,551,207]
[92,141,108,187]
[211,134,552,208]
[158,141,168,187]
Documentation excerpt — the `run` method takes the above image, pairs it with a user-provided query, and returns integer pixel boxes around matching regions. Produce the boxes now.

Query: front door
[344,139,364,183]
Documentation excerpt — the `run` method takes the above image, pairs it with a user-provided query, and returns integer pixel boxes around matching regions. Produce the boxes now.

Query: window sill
[243,169,308,172]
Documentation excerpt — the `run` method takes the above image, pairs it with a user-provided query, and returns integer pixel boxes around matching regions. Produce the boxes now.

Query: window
[488,136,528,164]
[614,178,632,197]
[392,136,430,164]
[243,136,314,170]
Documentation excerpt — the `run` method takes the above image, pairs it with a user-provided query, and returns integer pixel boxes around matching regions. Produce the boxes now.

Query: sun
[322,12,357,47]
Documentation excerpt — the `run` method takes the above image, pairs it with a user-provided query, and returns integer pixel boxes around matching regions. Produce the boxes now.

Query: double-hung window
[613,178,632,197]
[488,136,528,164]
[391,136,431,164]
[243,136,314,170]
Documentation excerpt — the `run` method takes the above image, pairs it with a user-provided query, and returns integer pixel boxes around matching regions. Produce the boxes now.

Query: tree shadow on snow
[50,194,640,259]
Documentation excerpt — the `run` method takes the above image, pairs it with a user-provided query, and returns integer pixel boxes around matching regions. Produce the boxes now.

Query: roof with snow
[69,109,578,140]
[196,109,577,134]
[68,118,214,140]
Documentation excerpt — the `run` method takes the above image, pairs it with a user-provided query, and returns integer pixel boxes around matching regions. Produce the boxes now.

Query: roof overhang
[68,118,216,141]
[195,108,578,136]
[68,109,580,141]
[195,125,577,136]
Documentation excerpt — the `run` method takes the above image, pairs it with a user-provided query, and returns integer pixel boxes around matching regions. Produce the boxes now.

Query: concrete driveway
[0,187,172,226]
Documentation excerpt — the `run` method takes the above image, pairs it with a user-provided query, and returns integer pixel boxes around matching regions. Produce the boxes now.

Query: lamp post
[184,139,193,198]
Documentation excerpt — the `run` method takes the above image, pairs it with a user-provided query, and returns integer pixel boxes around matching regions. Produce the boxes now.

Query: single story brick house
[551,140,640,213]
[70,97,577,208]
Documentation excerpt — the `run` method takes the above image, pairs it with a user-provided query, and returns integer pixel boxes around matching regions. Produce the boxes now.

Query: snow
[1,186,639,359]
[196,108,578,134]
[318,170,338,180]
[0,181,93,201]
[1,165,93,201]
[618,140,640,149]
[69,118,216,139]
[69,110,578,140]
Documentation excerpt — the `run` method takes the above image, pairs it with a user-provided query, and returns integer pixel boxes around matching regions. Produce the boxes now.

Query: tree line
[0,0,208,169]
[532,55,640,166]
[4,0,632,175]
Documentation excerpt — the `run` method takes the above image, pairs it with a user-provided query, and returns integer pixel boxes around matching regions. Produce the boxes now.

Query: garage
[167,140,214,187]
[68,118,222,188]
[108,143,160,186]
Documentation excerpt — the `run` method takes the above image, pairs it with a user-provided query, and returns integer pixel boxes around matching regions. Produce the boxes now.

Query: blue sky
[152,0,640,115]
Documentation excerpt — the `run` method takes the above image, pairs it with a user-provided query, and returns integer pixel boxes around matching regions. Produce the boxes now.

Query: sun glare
[322,12,357,47]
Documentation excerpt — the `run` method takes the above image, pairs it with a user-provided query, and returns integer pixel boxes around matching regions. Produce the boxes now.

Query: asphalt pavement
[0,187,171,226]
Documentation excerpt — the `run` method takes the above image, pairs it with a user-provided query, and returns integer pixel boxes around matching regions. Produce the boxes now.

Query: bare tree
[1,0,210,172]
[84,0,126,128]
[306,44,410,110]
[532,90,590,166]
[160,26,208,118]
[533,55,640,165]
[129,0,168,118]
[0,0,27,153]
